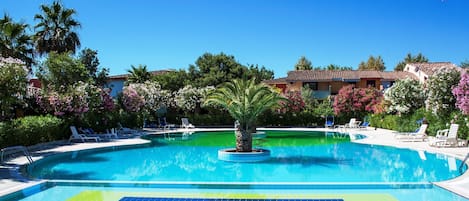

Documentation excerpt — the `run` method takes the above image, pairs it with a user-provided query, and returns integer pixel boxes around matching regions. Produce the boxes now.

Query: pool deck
[0,127,468,199]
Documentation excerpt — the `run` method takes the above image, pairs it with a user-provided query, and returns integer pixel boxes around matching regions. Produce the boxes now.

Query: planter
[218,148,271,162]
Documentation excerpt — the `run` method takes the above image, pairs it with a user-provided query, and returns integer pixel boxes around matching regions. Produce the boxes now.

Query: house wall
[317,82,330,91]
[357,79,381,89]
[107,79,125,98]
[330,81,346,94]
[286,79,388,96]
[288,82,303,92]
[274,84,287,93]
[404,64,428,83]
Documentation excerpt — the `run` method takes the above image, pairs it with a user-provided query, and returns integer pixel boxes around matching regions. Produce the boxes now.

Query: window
[303,82,318,90]
[366,80,376,88]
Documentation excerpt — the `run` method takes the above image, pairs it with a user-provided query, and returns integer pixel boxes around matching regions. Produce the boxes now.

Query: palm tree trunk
[235,128,252,152]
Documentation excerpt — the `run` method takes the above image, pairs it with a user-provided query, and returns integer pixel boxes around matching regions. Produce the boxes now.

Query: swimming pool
[28,130,465,182]
[3,130,469,201]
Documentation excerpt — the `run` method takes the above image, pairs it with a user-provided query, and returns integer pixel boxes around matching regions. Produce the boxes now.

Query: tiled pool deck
[0,127,468,199]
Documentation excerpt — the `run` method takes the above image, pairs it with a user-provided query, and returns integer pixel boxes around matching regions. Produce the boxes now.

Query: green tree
[78,48,109,86]
[245,64,274,82]
[37,52,89,92]
[34,1,81,55]
[205,79,285,152]
[187,52,274,87]
[394,53,428,71]
[189,53,246,87]
[0,14,34,69]
[313,64,353,71]
[153,69,189,91]
[461,60,469,68]
[294,56,312,70]
[358,55,385,71]
[127,64,151,84]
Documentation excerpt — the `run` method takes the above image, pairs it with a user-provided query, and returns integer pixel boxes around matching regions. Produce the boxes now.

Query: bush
[0,122,16,148]
[0,115,65,148]
[370,108,426,132]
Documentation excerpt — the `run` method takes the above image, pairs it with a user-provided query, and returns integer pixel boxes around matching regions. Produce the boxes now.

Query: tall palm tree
[0,14,34,68]
[205,79,285,152]
[33,1,81,55]
[127,64,152,84]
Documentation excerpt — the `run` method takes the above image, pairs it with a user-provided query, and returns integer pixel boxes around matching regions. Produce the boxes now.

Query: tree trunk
[235,128,252,152]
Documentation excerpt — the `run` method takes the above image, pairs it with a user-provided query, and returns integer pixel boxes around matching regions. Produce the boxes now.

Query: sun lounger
[69,126,100,143]
[181,118,195,129]
[429,124,460,147]
[395,124,428,142]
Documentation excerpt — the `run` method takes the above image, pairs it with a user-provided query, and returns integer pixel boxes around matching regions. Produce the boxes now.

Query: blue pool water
[28,130,466,183]
[2,130,467,201]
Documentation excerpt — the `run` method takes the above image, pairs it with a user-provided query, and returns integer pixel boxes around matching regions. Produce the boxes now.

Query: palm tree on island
[205,79,285,152]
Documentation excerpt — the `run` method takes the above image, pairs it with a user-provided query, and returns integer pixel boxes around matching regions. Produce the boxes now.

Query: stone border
[218,148,271,162]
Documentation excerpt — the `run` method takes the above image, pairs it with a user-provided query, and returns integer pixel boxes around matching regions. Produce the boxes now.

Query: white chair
[430,124,460,147]
[69,126,100,143]
[342,118,360,128]
[395,124,428,142]
[181,118,195,129]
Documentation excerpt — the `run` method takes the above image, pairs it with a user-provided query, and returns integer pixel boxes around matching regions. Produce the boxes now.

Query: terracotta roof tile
[285,70,417,82]
[406,62,459,76]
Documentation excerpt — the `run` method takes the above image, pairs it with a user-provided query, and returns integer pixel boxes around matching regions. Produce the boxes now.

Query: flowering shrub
[0,57,29,120]
[36,82,115,117]
[36,82,91,116]
[384,78,425,114]
[85,84,114,113]
[100,88,115,111]
[174,85,214,112]
[122,84,145,112]
[425,68,460,115]
[452,73,469,114]
[122,81,171,113]
[333,85,382,115]
[278,91,305,113]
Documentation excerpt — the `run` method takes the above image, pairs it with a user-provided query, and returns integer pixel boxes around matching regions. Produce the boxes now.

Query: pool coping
[0,127,468,199]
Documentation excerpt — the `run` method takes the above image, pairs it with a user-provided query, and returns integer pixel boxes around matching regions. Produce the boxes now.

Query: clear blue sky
[2,0,469,78]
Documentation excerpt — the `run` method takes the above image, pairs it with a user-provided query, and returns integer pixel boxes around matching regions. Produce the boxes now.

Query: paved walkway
[0,127,468,199]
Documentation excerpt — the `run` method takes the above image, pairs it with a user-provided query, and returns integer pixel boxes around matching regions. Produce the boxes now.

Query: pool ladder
[460,152,469,174]
[0,146,34,164]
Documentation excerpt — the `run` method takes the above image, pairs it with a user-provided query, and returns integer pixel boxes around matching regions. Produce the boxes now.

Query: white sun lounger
[69,126,100,143]
[395,124,428,142]
[181,118,195,129]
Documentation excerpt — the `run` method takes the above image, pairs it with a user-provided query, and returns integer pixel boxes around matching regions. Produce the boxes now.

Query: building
[107,70,172,97]
[265,70,417,99]
[403,62,460,84]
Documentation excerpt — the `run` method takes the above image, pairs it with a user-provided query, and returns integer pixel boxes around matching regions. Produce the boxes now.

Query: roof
[285,70,417,82]
[405,62,459,76]
[108,70,173,80]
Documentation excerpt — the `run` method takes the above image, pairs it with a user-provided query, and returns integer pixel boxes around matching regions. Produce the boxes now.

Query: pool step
[120,198,344,201]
